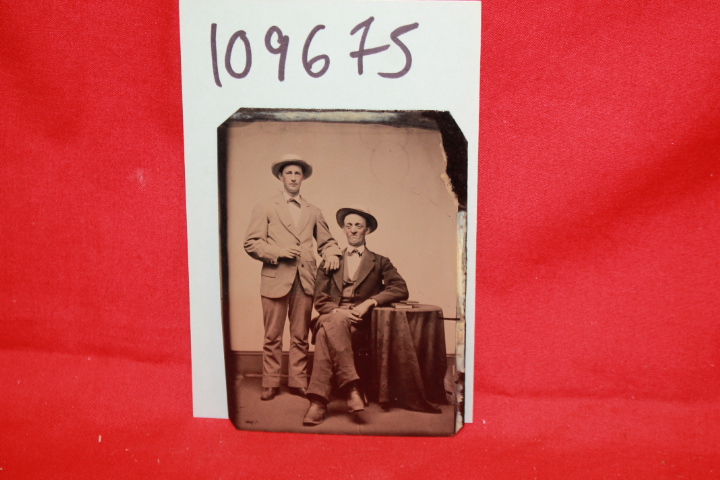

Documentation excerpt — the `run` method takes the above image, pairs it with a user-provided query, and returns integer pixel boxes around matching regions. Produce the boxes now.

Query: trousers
[260,273,313,388]
[307,312,366,401]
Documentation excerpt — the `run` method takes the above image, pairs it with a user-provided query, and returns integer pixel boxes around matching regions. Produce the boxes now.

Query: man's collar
[281,190,302,203]
[346,245,366,256]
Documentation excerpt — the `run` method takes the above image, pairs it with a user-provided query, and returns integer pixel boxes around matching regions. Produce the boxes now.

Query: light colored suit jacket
[244,193,341,298]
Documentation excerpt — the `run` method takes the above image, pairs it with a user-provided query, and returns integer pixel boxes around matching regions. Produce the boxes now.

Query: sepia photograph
[218,109,468,436]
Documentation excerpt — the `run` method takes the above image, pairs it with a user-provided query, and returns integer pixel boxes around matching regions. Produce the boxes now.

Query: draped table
[369,305,448,413]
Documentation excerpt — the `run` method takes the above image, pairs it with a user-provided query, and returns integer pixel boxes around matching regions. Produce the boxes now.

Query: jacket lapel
[333,248,346,292]
[353,248,375,287]
[273,194,300,241]
[296,197,312,235]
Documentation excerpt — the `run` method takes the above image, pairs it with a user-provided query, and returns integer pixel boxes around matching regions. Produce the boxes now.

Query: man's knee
[291,336,309,349]
[318,312,352,330]
[263,332,282,346]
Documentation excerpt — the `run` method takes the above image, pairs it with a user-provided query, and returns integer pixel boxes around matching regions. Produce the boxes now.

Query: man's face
[278,164,304,195]
[343,213,370,247]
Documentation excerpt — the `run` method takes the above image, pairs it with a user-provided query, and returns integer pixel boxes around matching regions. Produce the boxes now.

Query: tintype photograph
[218,109,468,436]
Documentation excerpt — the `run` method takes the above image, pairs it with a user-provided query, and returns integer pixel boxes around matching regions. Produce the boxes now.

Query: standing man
[303,207,409,426]
[244,154,341,401]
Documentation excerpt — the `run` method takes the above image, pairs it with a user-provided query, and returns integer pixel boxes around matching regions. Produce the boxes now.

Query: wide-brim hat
[336,206,378,233]
[271,153,313,179]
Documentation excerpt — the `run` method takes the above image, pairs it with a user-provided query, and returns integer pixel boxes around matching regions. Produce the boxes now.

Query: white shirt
[282,191,302,227]
[345,245,365,280]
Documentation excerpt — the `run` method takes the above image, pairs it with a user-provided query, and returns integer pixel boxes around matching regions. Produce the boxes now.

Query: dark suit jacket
[311,247,409,337]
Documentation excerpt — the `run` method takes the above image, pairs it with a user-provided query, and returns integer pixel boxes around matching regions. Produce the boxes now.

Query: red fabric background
[2,0,719,478]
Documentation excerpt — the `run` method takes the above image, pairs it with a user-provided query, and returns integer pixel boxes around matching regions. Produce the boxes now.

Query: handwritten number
[349,17,390,75]
[225,30,252,79]
[213,18,417,84]
[265,26,289,82]
[377,23,419,79]
[302,25,330,78]
[211,23,222,87]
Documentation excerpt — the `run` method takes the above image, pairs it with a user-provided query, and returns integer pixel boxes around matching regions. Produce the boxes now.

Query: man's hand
[334,308,361,323]
[350,299,376,320]
[323,254,340,271]
[278,246,301,259]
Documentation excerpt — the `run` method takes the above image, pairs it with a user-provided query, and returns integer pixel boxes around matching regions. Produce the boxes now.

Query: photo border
[218,108,469,434]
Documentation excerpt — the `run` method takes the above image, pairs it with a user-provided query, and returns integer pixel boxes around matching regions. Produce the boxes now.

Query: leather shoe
[302,400,327,426]
[289,386,307,397]
[260,387,279,401]
[346,384,365,413]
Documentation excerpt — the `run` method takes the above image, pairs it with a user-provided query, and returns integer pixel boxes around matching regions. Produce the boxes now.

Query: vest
[339,261,357,307]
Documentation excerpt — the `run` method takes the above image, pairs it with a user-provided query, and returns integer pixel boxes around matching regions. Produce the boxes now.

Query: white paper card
[180,0,480,422]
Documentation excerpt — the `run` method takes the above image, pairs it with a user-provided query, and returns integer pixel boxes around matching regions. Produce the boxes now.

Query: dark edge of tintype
[421,111,467,210]
[217,124,241,429]
[217,108,468,434]
[421,110,468,432]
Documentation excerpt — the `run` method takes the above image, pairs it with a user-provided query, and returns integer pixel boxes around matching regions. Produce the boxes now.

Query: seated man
[303,207,409,426]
